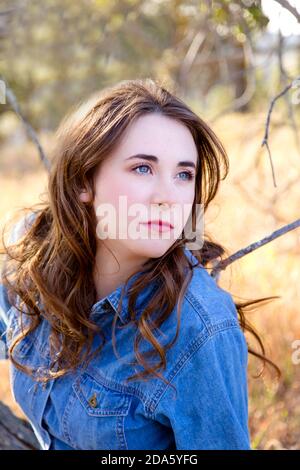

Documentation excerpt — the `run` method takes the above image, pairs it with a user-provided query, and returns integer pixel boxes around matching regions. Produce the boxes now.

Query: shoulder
[7,210,38,245]
[184,258,239,329]
[147,249,246,385]
[0,211,38,357]
[179,247,240,337]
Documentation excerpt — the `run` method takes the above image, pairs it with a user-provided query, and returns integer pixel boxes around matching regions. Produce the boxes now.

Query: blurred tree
[0,0,270,129]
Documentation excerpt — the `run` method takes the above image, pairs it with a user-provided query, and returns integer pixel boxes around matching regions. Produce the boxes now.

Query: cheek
[174,187,195,224]
[93,171,149,236]
[94,173,126,206]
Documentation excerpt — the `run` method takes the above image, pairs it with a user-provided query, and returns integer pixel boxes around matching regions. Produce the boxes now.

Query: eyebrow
[125,153,197,170]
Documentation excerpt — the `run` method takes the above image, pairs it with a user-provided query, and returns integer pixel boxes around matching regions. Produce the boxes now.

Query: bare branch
[261,76,300,188]
[273,0,300,23]
[210,39,256,122]
[1,76,51,172]
[178,31,206,90]
[277,31,300,155]
[210,218,300,280]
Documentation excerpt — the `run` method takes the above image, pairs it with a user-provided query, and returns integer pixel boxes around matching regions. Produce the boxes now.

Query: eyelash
[131,164,195,181]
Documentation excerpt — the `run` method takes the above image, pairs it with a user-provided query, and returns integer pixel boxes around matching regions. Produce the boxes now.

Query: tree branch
[210,218,300,280]
[0,76,51,172]
[261,75,300,188]
[273,0,300,23]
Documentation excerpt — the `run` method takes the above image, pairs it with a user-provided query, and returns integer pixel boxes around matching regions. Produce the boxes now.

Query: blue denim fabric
[0,214,251,450]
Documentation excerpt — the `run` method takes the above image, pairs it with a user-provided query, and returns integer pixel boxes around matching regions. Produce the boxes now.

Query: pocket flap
[73,373,132,417]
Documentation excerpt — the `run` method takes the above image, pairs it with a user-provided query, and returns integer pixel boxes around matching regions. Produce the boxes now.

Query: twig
[277,32,300,155]
[273,0,300,23]
[261,76,300,188]
[0,76,51,172]
[210,39,256,122]
[210,218,300,279]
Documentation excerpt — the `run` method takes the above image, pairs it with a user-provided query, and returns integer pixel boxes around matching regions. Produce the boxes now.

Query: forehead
[111,113,198,164]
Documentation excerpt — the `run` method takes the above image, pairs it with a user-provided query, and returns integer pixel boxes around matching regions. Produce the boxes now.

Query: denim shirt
[0,214,251,450]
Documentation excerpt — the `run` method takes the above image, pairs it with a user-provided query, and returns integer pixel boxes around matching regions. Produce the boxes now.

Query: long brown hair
[0,78,281,388]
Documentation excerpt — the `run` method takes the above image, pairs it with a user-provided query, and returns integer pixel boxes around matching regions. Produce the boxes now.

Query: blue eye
[132,164,151,175]
[178,171,194,181]
[131,164,195,181]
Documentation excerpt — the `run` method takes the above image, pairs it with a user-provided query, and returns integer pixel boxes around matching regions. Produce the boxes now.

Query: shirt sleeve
[153,325,251,450]
[0,283,11,359]
[0,212,37,359]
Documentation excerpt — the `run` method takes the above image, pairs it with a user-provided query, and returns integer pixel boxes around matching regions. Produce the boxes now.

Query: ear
[79,189,92,203]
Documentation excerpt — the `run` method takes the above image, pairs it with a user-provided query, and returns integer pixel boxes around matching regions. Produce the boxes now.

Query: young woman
[0,78,279,450]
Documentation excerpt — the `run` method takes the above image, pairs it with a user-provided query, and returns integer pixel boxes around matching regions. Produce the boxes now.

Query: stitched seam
[185,289,212,329]
[86,365,151,404]
[62,388,79,449]
[73,373,131,416]
[147,323,241,418]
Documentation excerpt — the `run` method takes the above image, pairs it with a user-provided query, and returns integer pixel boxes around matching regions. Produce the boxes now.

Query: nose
[150,178,176,209]
[149,194,175,225]
[150,195,174,215]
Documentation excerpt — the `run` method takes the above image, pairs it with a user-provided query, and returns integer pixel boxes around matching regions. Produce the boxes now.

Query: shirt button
[88,393,98,408]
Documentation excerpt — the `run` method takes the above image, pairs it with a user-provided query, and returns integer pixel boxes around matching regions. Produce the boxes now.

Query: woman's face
[82,113,198,261]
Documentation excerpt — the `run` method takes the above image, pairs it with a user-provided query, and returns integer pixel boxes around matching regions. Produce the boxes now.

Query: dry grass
[0,112,299,449]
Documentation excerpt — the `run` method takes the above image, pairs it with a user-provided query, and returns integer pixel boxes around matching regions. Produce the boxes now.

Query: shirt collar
[90,269,158,324]
[90,246,199,324]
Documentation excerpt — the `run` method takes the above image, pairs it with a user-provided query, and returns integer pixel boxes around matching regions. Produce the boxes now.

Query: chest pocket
[62,372,132,450]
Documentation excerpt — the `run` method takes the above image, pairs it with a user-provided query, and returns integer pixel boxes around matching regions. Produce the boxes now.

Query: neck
[93,243,149,301]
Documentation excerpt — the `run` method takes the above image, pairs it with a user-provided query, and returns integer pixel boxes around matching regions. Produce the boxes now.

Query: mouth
[140,220,174,230]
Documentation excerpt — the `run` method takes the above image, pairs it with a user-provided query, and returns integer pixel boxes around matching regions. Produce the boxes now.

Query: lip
[140,220,174,230]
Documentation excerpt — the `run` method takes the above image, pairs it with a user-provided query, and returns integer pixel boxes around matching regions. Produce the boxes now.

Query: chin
[128,239,175,260]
